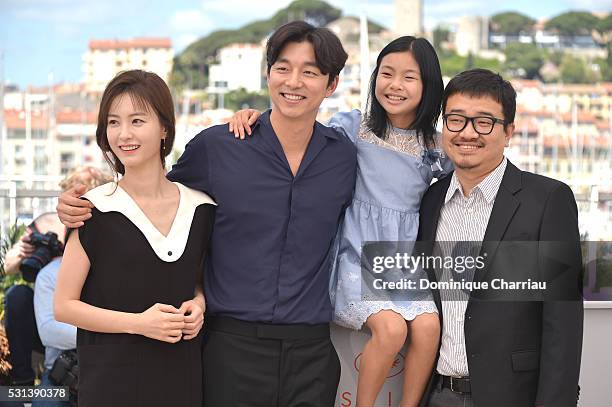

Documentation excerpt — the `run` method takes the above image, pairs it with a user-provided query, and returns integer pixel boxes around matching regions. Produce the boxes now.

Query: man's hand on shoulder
[57,185,94,228]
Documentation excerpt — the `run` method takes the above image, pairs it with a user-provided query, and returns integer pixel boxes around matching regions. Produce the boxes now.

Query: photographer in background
[2,167,111,391]
[32,167,111,406]
[3,213,64,388]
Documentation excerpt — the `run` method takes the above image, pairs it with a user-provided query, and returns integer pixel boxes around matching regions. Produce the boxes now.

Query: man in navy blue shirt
[58,21,355,406]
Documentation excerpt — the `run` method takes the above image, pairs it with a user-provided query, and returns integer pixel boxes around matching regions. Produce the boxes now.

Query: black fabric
[202,317,341,407]
[76,204,215,407]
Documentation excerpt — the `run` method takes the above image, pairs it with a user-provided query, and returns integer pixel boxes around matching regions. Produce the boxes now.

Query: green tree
[596,14,612,35]
[433,26,450,50]
[560,55,596,83]
[503,43,545,79]
[490,11,535,34]
[544,11,599,36]
[437,51,502,78]
[223,88,270,111]
[595,14,612,45]
[1,221,29,320]
[438,51,467,77]
[595,42,612,82]
[170,0,344,90]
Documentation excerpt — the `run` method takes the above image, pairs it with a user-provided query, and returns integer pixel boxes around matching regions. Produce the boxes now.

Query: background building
[83,38,173,93]
[208,43,264,93]
[455,16,490,57]
[394,0,423,37]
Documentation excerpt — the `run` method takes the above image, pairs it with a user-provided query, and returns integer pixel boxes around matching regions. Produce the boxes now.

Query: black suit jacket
[418,161,583,407]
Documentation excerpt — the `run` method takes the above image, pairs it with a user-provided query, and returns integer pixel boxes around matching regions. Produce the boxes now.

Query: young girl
[54,70,216,407]
[229,37,451,407]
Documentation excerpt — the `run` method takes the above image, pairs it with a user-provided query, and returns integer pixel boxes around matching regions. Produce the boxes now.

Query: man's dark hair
[266,20,348,87]
[443,68,517,126]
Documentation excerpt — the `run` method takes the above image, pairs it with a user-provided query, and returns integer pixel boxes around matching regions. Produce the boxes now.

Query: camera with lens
[19,232,64,282]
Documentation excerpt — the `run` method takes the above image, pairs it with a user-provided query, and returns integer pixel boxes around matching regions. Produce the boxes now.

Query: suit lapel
[422,175,452,243]
[473,162,522,284]
[421,175,453,316]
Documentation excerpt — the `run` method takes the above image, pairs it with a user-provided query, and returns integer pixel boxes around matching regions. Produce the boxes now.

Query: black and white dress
[76,182,216,407]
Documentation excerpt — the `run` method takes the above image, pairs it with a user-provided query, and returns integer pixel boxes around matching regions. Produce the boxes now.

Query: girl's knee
[410,313,440,340]
[368,311,408,350]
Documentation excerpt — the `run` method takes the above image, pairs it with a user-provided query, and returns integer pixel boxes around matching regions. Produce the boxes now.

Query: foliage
[504,43,546,79]
[0,221,30,382]
[560,55,597,84]
[1,221,29,320]
[596,14,612,35]
[438,51,502,78]
[433,26,450,50]
[490,11,535,34]
[1,325,9,384]
[595,43,612,82]
[222,88,271,111]
[0,222,26,277]
[544,11,599,36]
[170,0,345,90]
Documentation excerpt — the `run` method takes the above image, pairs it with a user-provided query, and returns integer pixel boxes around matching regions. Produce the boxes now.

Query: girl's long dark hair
[364,36,443,147]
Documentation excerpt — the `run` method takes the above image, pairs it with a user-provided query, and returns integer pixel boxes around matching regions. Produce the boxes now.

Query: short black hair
[266,20,348,87]
[443,68,517,126]
[365,36,443,146]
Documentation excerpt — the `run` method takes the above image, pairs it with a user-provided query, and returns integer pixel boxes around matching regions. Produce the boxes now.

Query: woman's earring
[161,138,166,153]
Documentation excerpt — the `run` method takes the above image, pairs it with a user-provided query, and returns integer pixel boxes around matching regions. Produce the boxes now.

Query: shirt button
[168,251,173,256]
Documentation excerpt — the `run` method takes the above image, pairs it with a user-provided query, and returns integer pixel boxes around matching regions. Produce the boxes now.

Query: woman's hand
[227,109,261,139]
[179,297,205,340]
[135,303,186,343]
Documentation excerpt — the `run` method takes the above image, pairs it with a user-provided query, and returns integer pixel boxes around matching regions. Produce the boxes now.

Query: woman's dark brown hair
[95,70,175,176]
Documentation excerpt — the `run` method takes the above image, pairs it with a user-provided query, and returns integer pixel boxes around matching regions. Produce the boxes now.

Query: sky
[0,0,610,88]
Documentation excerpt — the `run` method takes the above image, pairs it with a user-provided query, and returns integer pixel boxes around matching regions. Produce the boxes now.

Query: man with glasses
[418,69,583,407]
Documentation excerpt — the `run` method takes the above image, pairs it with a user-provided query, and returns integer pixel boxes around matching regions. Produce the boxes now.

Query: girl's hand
[136,303,185,343]
[227,109,261,139]
[179,298,205,340]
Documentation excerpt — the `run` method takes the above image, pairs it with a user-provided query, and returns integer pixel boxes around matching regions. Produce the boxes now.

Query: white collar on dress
[82,182,216,263]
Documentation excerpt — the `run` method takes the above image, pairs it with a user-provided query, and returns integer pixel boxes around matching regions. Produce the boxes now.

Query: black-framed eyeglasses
[443,113,506,135]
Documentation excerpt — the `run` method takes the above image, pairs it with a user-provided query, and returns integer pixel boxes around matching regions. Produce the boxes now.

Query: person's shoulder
[317,120,357,154]
[174,182,217,207]
[81,182,117,205]
[519,169,572,195]
[187,123,232,147]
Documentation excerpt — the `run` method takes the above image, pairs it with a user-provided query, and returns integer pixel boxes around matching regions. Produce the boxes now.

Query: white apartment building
[455,16,489,57]
[208,44,264,93]
[83,38,174,93]
[394,0,423,37]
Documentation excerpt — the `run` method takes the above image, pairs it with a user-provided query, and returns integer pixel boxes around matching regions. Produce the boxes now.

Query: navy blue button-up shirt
[168,111,357,324]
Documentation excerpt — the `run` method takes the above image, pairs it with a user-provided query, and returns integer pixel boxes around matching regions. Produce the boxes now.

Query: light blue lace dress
[329,110,453,330]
